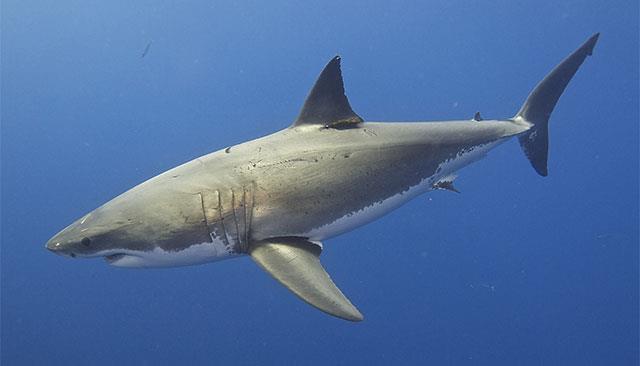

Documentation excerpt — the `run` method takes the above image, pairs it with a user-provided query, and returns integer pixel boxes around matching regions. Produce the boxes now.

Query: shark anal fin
[249,237,363,322]
[473,111,483,121]
[292,56,363,128]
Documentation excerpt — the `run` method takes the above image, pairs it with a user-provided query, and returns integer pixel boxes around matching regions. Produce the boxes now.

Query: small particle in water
[141,41,152,58]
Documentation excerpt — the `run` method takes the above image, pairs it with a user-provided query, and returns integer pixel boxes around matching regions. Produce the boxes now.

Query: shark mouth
[104,253,127,264]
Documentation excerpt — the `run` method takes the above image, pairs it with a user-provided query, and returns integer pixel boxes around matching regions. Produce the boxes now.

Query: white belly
[104,238,238,268]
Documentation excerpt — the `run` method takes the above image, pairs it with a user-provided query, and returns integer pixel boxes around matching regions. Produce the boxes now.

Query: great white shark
[47,34,599,321]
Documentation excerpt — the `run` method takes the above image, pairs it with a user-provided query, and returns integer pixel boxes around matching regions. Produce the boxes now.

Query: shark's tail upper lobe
[515,33,599,176]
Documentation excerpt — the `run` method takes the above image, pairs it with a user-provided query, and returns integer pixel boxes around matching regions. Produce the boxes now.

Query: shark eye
[81,237,91,246]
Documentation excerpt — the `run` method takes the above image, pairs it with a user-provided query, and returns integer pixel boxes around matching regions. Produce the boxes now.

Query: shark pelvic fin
[249,237,363,322]
[292,56,363,129]
[433,175,460,193]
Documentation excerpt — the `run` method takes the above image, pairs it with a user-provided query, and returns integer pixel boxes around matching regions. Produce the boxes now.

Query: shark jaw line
[95,239,238,268]
[61,248,140,264]
[104,252,131,264]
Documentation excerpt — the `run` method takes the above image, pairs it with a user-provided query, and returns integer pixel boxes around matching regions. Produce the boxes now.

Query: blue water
[2,1,638,365]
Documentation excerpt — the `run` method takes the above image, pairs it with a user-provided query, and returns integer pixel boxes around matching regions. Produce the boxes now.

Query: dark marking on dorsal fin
[292,56,363,128]
[473,111,483,121]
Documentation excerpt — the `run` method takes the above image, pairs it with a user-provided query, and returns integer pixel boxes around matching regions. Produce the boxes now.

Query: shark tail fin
[514,33,599,176]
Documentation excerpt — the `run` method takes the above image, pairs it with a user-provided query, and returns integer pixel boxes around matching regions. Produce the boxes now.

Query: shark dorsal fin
[292,56,363,128]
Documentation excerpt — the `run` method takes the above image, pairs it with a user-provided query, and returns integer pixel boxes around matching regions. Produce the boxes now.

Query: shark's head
[45,202,153,263]
[46,213,99,258]
[46,182,214,266]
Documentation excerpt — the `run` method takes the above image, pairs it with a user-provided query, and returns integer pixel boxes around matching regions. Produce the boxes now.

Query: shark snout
[46,237,77,258]
[46,239,62,252]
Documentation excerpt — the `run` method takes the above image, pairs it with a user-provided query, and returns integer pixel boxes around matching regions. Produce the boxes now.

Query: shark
[47,33,599,321]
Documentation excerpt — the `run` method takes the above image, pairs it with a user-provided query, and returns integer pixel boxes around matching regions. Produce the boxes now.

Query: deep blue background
[2,1,638,365]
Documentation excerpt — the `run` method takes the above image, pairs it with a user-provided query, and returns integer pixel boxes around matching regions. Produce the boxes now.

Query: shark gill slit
[230,189,242,252]
[197,192,212,241]
[242,188,248,252]
[215,189,232,251]
[246,183,255,249]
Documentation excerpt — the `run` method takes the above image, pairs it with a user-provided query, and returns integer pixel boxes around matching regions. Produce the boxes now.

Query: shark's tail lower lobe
[515,33,599,176]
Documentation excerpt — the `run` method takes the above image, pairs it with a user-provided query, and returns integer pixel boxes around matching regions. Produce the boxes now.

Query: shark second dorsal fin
[249,237,363,321]
[292,56,363,128]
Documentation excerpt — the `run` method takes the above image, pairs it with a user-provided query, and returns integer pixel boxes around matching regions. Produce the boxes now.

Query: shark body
[47,34,599,321]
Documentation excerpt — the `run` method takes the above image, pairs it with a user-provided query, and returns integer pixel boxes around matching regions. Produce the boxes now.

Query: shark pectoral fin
[248,237,364,322]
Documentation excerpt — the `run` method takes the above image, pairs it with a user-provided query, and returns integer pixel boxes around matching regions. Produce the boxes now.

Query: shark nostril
[81,237,91,247]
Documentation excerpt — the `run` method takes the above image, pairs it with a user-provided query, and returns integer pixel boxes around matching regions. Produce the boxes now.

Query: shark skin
[46,33,599,321]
